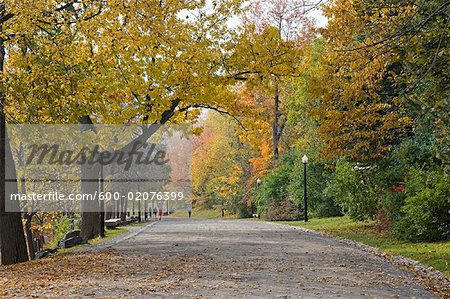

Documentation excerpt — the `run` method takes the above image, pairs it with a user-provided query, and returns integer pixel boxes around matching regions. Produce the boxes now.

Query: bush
[254,151,341,218]
[266,197,302,221]
[236,203,252,218]
[325,160,379,221]
[289,156,341,217]
[254,153,294,213]
[377,190,406,232]
[49,216,73,249]
[393,168,450,242]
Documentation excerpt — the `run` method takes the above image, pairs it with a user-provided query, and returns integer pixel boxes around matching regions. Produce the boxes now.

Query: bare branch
[179,104,248,131]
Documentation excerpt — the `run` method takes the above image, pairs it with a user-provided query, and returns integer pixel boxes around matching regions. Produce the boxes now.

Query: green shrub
[325,160,379,221]
[254,153,294,213]
[394,169,450,242]
[254,151,341,218]
[266,197,302,221]
[378,190,406,231]
[235,201,252,218]
[289,156,341,217]
[49,216,73,249]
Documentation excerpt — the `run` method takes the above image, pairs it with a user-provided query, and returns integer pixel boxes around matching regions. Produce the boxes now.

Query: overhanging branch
[179,104,247,131]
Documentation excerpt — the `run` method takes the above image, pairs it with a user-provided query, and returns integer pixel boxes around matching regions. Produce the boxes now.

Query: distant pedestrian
[153,207,157,218]
[158,209,163,220]
[187,205,192,218]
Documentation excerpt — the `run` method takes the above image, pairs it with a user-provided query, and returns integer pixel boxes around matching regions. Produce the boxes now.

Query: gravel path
[96,218,435,298]
[0,218,438,298]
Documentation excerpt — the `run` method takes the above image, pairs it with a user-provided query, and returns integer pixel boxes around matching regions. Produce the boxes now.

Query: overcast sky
[224,2,328,30]
[310,6,328,28]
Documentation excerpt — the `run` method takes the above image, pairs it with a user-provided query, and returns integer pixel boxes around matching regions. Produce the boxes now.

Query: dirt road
[0,218,437,298]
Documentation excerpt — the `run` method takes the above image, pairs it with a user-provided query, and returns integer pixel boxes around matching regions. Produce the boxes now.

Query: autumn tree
[0,0,88,265]
[316,0,449,164]
[227,0,315,160]
[305,0,450,230]
[2,0,243,244]
[1,0,126,261]
[192,112,253,215]
[313,0,414,163]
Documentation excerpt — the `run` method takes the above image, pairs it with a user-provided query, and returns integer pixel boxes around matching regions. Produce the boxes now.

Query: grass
[280,216,450,278]
[128,221,151,227]
[56,227,128,255]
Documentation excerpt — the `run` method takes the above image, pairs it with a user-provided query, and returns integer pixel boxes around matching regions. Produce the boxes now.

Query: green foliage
[49,216,73,249]
[254,151,341,218]
[235,201,252,218]
[394,168,450,242]
[289,155,341,218]
[325,160,379,221]
[321,125,450,242]
[393,119,441,169]
[378,190,406,229]
[254,153,294,213]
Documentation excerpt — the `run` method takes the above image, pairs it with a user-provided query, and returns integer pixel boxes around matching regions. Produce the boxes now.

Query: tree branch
[178,104,248,131]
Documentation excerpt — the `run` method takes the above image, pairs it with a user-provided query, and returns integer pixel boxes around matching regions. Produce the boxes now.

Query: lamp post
[255,178,262,215]
[302,155,308,222]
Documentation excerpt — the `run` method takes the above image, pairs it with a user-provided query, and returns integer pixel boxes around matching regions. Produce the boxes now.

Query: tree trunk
[21,178,35,259]
[120,199,127,222]
[138,200,141,222]
[272,83,280,161]
[0,127,29,265]
[79,116,100,241]
[77,99,180,238]
[144,199,148,221]
[24,215,35,260]
[0,33,29,265]
[79,179,101,240]
[99,166,105,238]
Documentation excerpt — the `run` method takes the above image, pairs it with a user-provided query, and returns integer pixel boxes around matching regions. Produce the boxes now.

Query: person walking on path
[153,207,158,218]
[158,209,163,220]
[187,205,192,218]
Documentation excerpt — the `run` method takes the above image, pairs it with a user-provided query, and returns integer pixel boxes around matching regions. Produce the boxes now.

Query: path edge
[264,220,450,299]
[75,221,159,252]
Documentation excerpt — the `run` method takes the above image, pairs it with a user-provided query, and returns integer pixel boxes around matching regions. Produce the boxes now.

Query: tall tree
[0,0,115,259]
[3,0,242,240]
[313,0,416,163]
[228,0,314,160]
[0,1,34,265]
[315,0,449,164]
[192,112,252,213]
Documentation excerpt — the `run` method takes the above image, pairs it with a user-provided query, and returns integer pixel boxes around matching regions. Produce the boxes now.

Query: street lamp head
[302,155,309,164]
[256,178,262,184]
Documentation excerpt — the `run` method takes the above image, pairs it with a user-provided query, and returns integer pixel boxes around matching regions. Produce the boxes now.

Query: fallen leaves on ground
[0,249,192,298]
